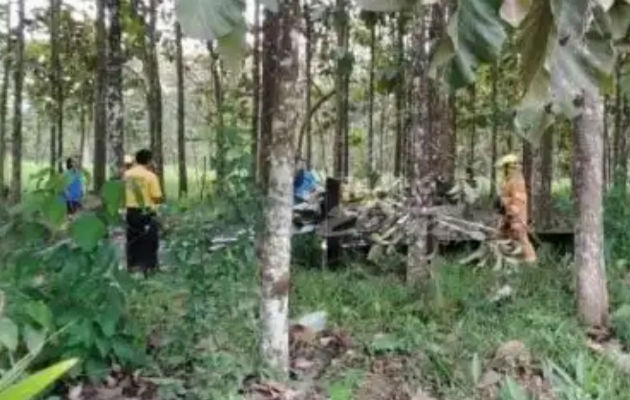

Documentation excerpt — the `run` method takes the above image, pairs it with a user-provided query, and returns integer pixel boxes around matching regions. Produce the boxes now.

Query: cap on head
[124,154,133,165]
[496,154,520,168]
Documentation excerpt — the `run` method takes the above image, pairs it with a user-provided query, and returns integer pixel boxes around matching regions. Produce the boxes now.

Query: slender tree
[252,0,261,179]
[51,0,64,172]
[106,0,124,178]
[407,5,431,286]
[147,0,163,184]
[0,1,10,191]
[394,12,405,178]
[10,0,24,203]
[490,61,499,195]
[208,43,225,183]
[366,12,376,186]
[333,0,349,178]
[258,9,279,191]
[93,0,107,191]
[258,0,300,375]
[304,1,313,168]
[467,84,476,173]
[573,91,609,328]
[175,21,187,197]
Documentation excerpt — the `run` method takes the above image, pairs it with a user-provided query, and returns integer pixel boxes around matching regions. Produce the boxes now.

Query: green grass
[129,236,630,399]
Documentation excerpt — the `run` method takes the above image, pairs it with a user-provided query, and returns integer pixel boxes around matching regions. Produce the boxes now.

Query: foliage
[0,170,144,381]
[0,358,78,400]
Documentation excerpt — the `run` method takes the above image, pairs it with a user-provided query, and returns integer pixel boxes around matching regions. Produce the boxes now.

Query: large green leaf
[70,214,106,252]
[0,358,79,400]
[0,317,19,352]
[430,0,507,89]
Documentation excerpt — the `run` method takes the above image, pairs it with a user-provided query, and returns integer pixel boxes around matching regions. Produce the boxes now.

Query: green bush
[612,305,630,350]
[0,171,144,381]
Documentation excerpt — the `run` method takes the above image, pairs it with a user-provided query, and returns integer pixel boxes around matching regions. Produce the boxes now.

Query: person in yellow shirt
[496,154,537,264]
[124,149,163,275]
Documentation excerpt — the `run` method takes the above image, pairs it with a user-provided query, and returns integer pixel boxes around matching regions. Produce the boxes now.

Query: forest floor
[116,216,630,400]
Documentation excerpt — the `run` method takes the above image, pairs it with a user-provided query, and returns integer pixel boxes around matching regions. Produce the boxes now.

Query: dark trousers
[126,208,159,274]
[66,201,81,215]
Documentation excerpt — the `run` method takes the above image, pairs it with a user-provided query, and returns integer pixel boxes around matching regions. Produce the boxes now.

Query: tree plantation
[0,0,629,399]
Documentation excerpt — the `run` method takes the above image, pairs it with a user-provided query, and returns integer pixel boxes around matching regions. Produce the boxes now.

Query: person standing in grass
[63,157,84,215]
[124,149,163,275]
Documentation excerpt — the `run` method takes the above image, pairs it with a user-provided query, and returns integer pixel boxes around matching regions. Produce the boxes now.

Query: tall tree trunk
[252,0,261,179]
[530,128,553,229]
[79,103,87,168]
[50,0,64,172]
[394,13,405,178]
[613,57,627,180]
[304,2,313,168]
[258,0,299,375]
[573,91,609,329]
[407,6,432,286]
[147,0,163,185]
[259,10,279,191]
[208,43,225,184]
[0,1,9,191]
[107,0,124,179]
[10,0,24,203]
[378,95,387,172]
[367,17,376,186]
[333,0,348,178]
[490,61,498,195]
[467,84,476,173]
[93,0,107,191]
[175,22,187,197]
[50,124,56,170]
[522,141,533,220]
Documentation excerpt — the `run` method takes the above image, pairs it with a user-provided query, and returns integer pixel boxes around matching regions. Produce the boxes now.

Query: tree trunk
[208,43,225,184]
[333,0,349,179]
[530,128,553,229]
[79,103,87,168]
[93,0,107,191]
[394,13,405,178]
[147,0,163,186]
[467,84,476,173]
[367,17,376,186]
[613,58,627,180]
[0,0,9,191]
[258,0,299,375]
[407,6,432,286]
[490,61,498,195]
[175,22,187,197]
[522,140,533,220]
[252,0,261,179]
[107,0,124,179]
[259,10,280,191]
[10,0,24,203]
[573,91,609,329]
[303,2,313,168]
[50,125,56,170]
[50,0,64,172]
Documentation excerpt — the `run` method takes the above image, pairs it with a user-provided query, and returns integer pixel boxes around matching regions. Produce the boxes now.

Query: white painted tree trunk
[573,91,609,329]
[258,0,299,376]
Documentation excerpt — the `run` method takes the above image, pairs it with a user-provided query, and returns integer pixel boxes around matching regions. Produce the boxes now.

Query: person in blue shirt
[63,158,84,215]
[293,158,318,203]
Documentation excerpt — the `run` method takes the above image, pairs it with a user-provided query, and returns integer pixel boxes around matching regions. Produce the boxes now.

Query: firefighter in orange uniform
[496,154,537,263]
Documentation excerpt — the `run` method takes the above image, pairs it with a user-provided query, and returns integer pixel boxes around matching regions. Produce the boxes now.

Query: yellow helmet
[496,154,520,168]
